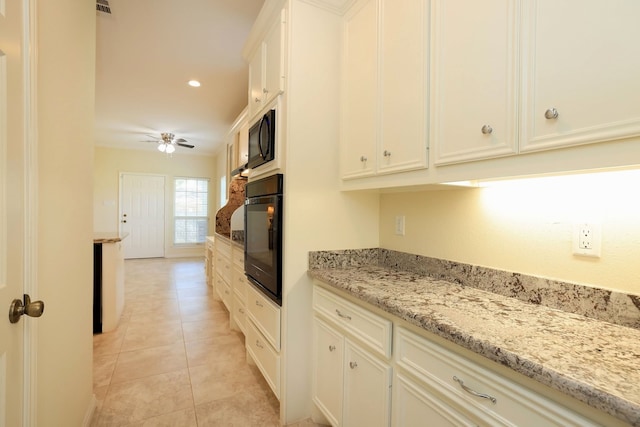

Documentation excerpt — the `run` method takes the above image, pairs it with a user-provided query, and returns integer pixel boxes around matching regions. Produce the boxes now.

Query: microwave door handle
[261,114,271,158]
[258,115,266,159]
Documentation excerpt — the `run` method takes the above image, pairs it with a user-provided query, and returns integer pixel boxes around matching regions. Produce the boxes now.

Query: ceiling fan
[143,132,195,153]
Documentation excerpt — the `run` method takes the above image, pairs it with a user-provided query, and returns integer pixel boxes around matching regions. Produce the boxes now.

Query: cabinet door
[432,0,519,165]
[341,0,378,179]
[344,339,392,427]
[378,0,428,174]
[313,318,344,427]
[248,44,264,117]
[521,0,640,152]
[393,372,478,427]
[264,10,284,105]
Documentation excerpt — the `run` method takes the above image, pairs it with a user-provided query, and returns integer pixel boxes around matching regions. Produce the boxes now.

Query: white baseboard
[82,394,97,427]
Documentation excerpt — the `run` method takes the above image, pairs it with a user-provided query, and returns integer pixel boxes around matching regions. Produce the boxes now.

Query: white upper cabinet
[249,8,286,118]
[432,0,519,165]
[341,0,378,179]
[378,0,429,174]
[341,0,428,179]
[520,0,640,152]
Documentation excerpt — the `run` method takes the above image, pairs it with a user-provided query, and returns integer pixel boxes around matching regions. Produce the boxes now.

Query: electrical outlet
[573,223,601,258]
[395,215,405,236]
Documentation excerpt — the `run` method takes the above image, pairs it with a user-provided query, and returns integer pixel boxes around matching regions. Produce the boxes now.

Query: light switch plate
[395,215,405,236]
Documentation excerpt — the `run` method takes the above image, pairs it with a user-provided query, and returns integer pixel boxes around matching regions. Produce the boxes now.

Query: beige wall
[280,2,380,422]
[94,146,217,257]
[36,0,96,424]
[380,169,640,295]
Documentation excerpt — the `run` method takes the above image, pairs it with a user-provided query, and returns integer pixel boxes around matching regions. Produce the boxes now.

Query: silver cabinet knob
[254,97,261,103]
[545,108,559,119]
[329,345,336,352]
[263,88,269,94]
[360,156,367,162]
[481,125,493,135]
[383,150,391,157]
[349,361,358,369]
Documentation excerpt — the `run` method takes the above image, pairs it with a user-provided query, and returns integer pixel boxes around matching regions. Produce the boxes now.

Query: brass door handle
[9,294,45,323]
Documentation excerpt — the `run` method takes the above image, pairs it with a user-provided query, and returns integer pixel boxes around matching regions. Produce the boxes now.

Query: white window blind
[174,178,209,244]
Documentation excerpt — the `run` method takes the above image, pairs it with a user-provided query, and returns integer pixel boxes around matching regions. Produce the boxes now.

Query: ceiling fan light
[165,144,176,154]
[188,80,201,87]
[158,143,166,152]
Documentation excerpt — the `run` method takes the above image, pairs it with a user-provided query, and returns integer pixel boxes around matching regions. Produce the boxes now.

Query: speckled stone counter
[308,250,640,426]
[94,232,129,244]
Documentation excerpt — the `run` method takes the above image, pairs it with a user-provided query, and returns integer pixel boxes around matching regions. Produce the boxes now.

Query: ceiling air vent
[96,0,111,14]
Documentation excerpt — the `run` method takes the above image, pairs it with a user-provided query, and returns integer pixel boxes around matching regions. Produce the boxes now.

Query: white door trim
[23,0,38,425]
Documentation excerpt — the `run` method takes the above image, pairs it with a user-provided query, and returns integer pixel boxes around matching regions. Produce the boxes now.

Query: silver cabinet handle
[263,88,269,94]
[254,97,261,103]
[335,309,351,320]
[360,156,367,162]
[481,125,493,135]
[255,300,263,307]
[453,376,497,404]
[383,150,391,157]
[256,340,264,349]
[544,108,559,119]
[329,345,336,352]
[349,361,358,369]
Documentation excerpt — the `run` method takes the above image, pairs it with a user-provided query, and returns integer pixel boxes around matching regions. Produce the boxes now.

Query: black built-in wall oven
[244,173,283,306]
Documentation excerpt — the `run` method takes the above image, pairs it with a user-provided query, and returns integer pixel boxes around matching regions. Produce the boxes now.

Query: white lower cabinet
[245,281,281,399]
[393,372,477,427]
[393,327,600,427]
[313,282,610,427]
[313,286,392,427]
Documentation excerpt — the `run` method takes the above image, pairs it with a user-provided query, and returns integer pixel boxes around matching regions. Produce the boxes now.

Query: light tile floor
[92,257,323,426]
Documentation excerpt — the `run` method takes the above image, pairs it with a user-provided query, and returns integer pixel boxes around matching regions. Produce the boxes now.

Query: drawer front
[216,251,231,284]
[232,245,244,269]
[233,294,246,334]
[215,237,231,258]
[246,283,281,351]
[313,285,392,358]
[246,318,280,399]
[395,327,598,427]
[232,266,248,300]
[216,273,232,312]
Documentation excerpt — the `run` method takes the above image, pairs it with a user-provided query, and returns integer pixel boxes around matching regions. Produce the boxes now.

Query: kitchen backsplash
[309,248,640,330]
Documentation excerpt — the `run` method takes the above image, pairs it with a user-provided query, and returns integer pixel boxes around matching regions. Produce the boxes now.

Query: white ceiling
[95,0,265,156]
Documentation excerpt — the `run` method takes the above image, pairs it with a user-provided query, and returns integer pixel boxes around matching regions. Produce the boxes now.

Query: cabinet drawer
[233,294,246,335]
[216,273,232,312]
[216,251,231,284]
[246,318,280,399]
[232,266,248,300]
[395,327,598,427]
[232,245,244,269]
[246,283,281,351]
[215,237,231,258]
[313,285,392,358]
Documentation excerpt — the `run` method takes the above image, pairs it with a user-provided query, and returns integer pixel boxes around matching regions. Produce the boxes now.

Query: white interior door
[0,0,30,425]
[120,173,166,259]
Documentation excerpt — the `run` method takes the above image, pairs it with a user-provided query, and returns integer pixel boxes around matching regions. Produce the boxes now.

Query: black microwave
[248,109,276,170]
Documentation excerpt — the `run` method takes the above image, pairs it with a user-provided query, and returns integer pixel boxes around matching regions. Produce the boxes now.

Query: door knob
[121,220,127,223]
[9,294,45,323]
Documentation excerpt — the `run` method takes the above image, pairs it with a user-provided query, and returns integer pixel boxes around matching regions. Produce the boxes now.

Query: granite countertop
[308,265,640,426]
[94,232,129,244]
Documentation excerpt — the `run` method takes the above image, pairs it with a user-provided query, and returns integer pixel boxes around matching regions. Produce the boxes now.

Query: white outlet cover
[573,223,601,258]
[395,215,405,236]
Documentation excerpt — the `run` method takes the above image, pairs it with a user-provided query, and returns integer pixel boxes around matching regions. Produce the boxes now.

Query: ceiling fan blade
[145,134,160,140]
[175,138,188,143]
[176,142,195,148]
[141,140,160,143]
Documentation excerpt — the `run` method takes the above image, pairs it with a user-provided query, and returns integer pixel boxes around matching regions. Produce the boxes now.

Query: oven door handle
[245,195,280,205]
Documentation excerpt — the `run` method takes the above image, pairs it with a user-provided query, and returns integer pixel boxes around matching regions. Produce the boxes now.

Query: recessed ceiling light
[188,80,201,87]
